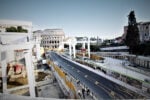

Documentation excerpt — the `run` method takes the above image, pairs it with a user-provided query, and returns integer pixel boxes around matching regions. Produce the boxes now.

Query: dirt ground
[7,77,28,89]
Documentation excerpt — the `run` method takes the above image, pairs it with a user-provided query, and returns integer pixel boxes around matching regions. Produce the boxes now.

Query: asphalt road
[49,52,139,99]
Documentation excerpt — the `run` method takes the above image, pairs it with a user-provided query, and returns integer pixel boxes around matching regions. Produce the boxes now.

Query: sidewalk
[103,57,150,76]
[70,75,94,99]
[89,57,150,83]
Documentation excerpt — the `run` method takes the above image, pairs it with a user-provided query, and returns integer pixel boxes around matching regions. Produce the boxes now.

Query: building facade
[34,29,65,50]
[0,19,38,97]
[76,36,102,45]
[123,22,150,43]
[0,19,32,33]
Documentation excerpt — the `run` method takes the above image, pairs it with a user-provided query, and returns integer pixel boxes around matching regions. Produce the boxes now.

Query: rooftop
[0,19,32,27]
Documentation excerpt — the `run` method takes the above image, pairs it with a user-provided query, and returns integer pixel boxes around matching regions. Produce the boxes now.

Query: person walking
[86,88,90,95]
[82,88,85,99]
[78,90,82,98]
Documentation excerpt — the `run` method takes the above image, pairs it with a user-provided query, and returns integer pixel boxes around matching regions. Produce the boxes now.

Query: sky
[0,0,150,39]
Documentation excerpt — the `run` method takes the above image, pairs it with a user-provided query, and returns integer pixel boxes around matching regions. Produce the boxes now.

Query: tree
[6,26,17,32]
[6,26,28,33]
[17,26,28,33]
[125,11,140,53]
[17,26,23,32]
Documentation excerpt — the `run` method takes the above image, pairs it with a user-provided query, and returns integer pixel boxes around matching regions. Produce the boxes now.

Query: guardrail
[48,60,77,99]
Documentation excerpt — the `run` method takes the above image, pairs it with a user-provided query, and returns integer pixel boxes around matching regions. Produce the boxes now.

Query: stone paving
[37,82,66,99]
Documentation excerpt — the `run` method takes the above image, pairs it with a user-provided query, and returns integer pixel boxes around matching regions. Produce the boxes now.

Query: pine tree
[125,11,140,53]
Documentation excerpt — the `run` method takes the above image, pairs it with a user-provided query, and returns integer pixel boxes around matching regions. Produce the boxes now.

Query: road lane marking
[84,75,88,78]
[52,53,125,99]
[52,53,114,98]
[95,81,99,85]
[85,76,114,98]
[110,91,115,96]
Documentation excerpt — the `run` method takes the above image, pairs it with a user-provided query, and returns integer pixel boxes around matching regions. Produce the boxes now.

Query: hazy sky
[0,0,150,39]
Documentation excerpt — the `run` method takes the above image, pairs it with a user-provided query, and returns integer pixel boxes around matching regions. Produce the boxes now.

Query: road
[49,52,141,99]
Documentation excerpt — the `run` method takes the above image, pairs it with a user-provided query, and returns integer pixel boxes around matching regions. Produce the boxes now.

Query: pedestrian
[77,80,80,84]
[86,88,90,95]
[82,88,85,99]
[78,90,82,98]
[53,77,56,83]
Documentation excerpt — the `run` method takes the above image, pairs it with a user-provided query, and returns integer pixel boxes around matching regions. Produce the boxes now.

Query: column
[36,43,41,60]
[1,59,7,93]
[69,43,72,58]
[73,44,76,58]
[61,42,64,50]
[88,37,90,58]
[0,47,8,93]
[83,42,85,49]
[25,50,35,97]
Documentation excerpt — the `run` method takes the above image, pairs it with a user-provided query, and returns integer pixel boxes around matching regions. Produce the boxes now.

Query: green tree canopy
[125,11,140,53]
[6,26,28,33]
[6,26,17,32]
